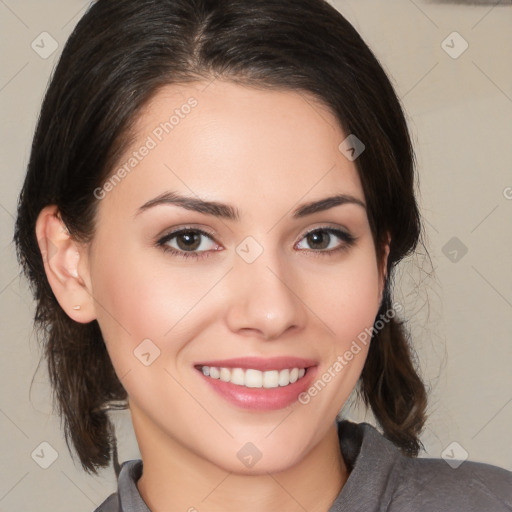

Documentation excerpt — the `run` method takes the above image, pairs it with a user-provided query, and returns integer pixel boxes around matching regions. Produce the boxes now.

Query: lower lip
[196,366,318,411]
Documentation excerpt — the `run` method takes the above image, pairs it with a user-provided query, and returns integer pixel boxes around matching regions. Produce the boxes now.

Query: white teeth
[245,369,262,388]
[220,367,231,382]
[278,369,290,386]
[230,367,245,385]
[263,370,279,388]
[199,366,308,388]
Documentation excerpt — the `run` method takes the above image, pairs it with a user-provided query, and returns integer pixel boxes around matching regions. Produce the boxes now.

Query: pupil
[178,231,200,250]
[309,231,329,250]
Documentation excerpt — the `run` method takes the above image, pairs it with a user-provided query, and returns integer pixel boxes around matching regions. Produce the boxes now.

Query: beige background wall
[1,1,511,510]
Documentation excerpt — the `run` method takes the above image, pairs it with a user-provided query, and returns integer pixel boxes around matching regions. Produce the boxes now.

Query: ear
[378,231,391,302]
[35,205,96,323]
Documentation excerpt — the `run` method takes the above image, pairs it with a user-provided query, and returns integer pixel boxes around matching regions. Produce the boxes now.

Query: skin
[36,80,389,512]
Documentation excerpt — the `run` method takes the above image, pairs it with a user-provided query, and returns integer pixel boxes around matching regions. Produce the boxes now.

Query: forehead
[100,79,365,219]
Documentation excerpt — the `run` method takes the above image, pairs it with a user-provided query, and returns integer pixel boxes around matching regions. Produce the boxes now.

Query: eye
[156,228,219,260]
[156,226,356,261]
[295,227,356,255]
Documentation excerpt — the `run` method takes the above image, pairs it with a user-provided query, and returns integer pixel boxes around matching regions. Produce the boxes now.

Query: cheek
[296,250,380,415]
[317,249,381,347]
[88,234,227,381]
[88,237,185,369]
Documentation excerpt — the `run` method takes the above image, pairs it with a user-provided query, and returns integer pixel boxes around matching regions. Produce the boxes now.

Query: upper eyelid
[158,226,216,241]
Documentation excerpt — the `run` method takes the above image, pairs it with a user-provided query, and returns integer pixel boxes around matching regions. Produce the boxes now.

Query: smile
[198,366,307,388]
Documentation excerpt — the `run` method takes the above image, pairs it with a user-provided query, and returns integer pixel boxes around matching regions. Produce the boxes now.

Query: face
[79,80,388,474]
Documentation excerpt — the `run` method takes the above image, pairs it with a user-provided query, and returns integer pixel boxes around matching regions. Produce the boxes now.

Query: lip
[193,356,318,372]
[194,359,318,411]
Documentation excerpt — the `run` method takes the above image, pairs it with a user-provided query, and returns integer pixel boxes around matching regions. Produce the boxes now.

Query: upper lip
[194,356,317,372]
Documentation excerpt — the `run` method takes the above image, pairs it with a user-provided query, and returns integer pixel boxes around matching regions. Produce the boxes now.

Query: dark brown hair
[14,0,428,473]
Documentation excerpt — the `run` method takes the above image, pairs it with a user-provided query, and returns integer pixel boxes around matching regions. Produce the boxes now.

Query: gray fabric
[94,420,512,511]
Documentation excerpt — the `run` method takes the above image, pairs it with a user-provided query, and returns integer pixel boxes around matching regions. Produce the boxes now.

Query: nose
[224,247,306,341]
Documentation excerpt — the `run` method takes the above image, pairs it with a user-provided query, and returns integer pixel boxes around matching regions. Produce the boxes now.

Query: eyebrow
[136,191,366,220]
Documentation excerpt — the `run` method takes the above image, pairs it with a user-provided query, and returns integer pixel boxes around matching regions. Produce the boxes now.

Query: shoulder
[396,453,512,510]
[336,420,512,511]
[94,459,146,512]
[93,492,119,512]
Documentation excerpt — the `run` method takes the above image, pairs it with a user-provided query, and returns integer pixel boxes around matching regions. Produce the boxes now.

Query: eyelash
[156,226,357,260]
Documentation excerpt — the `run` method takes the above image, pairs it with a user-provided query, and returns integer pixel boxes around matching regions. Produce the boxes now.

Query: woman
[14,0,511,511]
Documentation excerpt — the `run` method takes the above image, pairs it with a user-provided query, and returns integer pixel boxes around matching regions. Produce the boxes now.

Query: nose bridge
[224,235,304,339]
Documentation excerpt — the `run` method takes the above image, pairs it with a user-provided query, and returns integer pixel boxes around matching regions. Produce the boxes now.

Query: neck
[133,414,348,512]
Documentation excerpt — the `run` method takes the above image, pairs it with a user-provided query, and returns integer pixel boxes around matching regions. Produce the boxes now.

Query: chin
[213,450,302,476]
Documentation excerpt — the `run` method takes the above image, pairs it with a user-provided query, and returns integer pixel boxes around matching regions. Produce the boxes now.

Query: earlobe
[35,205,96,323]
